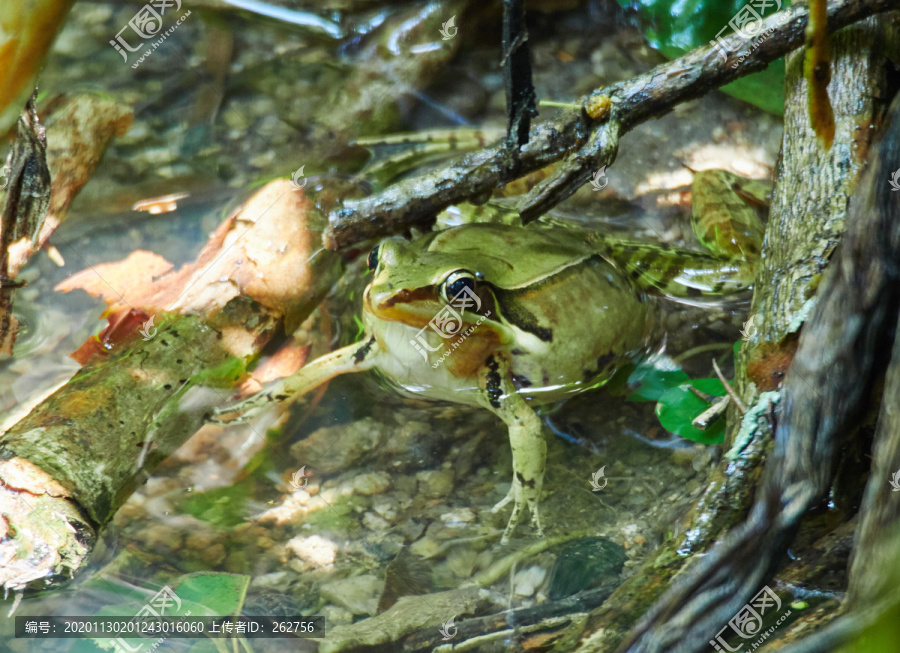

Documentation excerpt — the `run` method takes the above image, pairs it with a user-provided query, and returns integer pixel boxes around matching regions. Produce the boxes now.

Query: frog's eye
[441,270,477,303]
[367,245,379,273]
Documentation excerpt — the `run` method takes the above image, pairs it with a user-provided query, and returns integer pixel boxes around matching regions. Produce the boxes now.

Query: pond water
[0,1,783,651]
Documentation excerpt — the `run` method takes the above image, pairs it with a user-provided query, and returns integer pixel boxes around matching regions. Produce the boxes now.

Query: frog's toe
[491,486,515,513]
[208,393,274,424]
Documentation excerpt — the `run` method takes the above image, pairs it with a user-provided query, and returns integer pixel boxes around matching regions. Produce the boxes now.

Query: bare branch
[325,0,896,249]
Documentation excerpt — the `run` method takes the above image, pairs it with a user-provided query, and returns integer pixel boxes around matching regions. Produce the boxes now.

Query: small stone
[445,548,478,579]
[373,501,398,522]
[416,469,454,499]
[362,511,391,531]
[440,508,476,527]
[409,537,440,558]
[513,566,547,597]
[352,472,391,496]
[285,534,337,570]
[321,605,353,627]
[320,575,382,616]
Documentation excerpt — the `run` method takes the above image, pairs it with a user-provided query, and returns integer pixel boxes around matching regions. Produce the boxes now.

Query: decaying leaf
[804,0,835,149]
[56,180,336,365]
[6,94,133,277]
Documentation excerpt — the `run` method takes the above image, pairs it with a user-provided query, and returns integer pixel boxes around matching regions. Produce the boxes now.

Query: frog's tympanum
[215,170,768,542]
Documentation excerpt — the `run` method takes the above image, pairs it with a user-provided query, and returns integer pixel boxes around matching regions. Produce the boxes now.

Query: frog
[213,169,769,543]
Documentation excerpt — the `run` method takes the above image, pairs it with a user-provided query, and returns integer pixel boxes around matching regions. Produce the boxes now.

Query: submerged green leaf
[655,377,727,444]
[626,354,690,402]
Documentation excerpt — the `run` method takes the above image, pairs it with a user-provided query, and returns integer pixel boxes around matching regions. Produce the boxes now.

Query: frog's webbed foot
[479,354,546,544]
[208,338,380,425]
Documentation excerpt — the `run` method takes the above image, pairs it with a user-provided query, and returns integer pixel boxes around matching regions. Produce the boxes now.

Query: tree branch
[325,0,896,249]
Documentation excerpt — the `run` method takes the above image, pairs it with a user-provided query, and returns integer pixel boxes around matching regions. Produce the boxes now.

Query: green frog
[214,170,768,543]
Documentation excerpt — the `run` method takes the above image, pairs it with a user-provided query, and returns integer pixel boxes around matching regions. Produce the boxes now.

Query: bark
[613,78,900,653]
[325,0,897,249]
[563,12,900,653]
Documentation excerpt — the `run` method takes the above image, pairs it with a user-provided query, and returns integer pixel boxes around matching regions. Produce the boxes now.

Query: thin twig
[712,358,746,414]
[324,0,895,249]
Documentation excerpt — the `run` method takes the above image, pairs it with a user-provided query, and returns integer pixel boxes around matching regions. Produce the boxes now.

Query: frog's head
[363,233,495,330]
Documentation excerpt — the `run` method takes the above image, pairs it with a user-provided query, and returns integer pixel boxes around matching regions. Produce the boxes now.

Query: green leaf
[626,354,690,402]
[655,377,727,444]
[616,0,790,114]
[169,572,251,617]
[179,480,257,528]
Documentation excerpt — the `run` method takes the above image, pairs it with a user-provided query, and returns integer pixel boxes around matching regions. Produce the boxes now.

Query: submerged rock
[547,536,627,599]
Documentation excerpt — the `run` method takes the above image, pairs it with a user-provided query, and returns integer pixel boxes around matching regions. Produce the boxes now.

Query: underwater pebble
[547,537,627,599]
[373,501,398,522]
[417,469,454,499]
[285,534,337,570]
[362,511,391,531]
[320,575,382,616]
[409,537,440,558]
[440,508,476,526]
[321,605,354,627]
[514,566,547,597]
[290,417,384,475]
[352,471,391,496]
[445,548,478,579]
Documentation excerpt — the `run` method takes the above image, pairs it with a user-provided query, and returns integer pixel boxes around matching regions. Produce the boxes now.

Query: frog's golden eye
[441,270,477,303]
[367,245,379,273]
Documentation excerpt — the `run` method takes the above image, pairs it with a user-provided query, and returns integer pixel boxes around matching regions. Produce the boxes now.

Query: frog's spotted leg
[478,353,546,544]
[210,337,379,424]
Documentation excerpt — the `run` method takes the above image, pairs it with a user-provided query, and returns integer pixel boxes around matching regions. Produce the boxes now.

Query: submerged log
[0,182,338,592]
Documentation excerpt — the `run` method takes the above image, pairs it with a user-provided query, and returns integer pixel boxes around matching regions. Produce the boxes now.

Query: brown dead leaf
[56,180,326,364]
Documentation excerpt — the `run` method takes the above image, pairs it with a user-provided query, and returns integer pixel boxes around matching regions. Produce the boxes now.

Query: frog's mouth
[364,285,442,328]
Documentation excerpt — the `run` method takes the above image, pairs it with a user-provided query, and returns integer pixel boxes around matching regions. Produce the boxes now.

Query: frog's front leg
[477,353,546,544]
[210,337,380,423]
